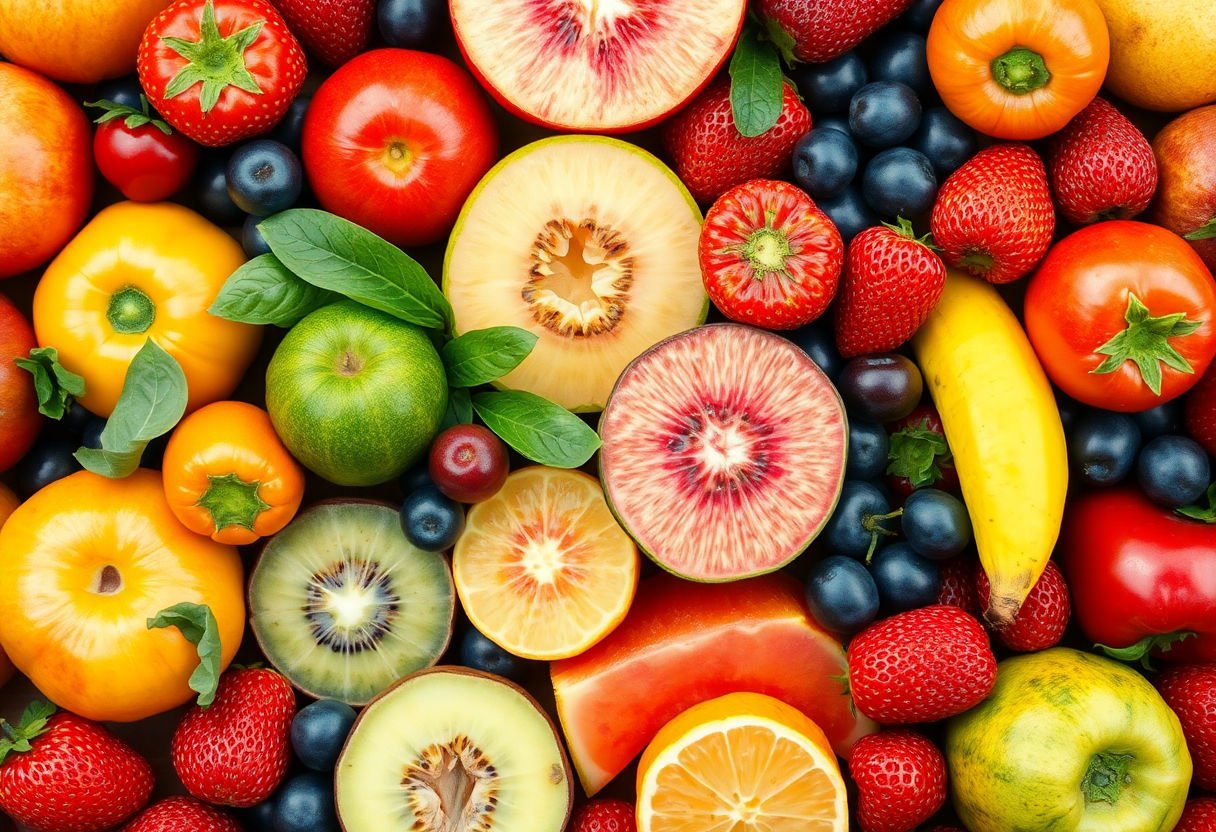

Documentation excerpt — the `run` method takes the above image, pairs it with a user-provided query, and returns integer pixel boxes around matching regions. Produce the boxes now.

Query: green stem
[107,286,156,334]
[991,46,1052,94]
[862,508,903,563]
[197,472,271,532]
[1090,293,1203,396]
[1096,632,1196,670]
[1185,217,1216,241]
[1081,751,1134,804]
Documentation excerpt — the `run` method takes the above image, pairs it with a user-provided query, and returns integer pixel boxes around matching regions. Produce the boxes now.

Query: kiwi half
[249,500,455,705]
[336,667,573,832]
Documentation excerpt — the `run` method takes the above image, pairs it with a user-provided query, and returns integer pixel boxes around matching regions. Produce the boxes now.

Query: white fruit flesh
[444,136,706,412]
[451,0,747,130]
[600,324,848,581]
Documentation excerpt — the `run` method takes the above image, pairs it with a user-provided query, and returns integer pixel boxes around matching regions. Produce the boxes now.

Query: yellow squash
[912,269,1067,626]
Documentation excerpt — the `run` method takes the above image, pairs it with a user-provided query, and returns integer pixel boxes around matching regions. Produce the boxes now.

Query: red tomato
[90,100,199,201]
[1025,221,1216,412]
[0,294,40,473]
[301,48,498,248]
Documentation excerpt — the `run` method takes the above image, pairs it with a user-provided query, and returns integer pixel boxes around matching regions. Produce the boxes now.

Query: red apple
[1153,104,1216,272]
[0,294,40,474]
[301,49,498,249]
[0,64,93,279]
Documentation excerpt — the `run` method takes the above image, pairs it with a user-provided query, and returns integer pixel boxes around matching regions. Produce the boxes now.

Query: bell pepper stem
[1082,751,1134,804]
[991,46,1052,95]
[197,472,271,533]
[1096,631,1196,670]
[107,286,156,334]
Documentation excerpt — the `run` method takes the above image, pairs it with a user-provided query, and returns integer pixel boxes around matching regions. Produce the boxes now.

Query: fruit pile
[2,0,1216,830]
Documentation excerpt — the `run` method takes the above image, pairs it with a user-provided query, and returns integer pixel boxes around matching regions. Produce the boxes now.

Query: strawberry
[272,0,373,67]
[121,796,241,832]
[0,702,153,832]
[1185,360,1216,456]
[832,217,945,358]
[661,77,811,205]
[885,404,958,497]
[847,729,946,832]
[976,560,1070,652]
[699,179,843,330]
[172,667,296,807]
[571,799,637,832]
[847,605,997,725]
[139,0,307,147]
[929,144,1055,284]
[1155,663,1216,791]
[757,0,914,64]
[1176,797,1216,832]
[1048,97,1157,226]
[937,558,980,618]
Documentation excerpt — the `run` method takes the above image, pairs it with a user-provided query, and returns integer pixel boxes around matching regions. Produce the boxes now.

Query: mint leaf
[442,327,538,388]
[472,391,600,468]
[15,347,86,420]
[441,387,474,431]
[729,23,785,138]
[147,602,224,707]
[209,254,339,326]
[74,340,187,478]
[259,210,453,332]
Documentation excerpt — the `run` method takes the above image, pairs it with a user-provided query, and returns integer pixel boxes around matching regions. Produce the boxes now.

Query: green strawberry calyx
[887,418,951,488]
[884,216,938,250]
[991,46,1052,95]
[84,96,173,136]
[0,701,57,765]
[161,0,264,113]
[1090,293,1203,396]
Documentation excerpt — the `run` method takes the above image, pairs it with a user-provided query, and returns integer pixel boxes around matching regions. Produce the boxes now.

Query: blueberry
[272,772,340,832]
[227,140,304,217]
[909,107,977,179]
[901,0,945,33]
[268,96,310,150]
[398,463,433,495]
[196,153,245,226]
[1055,393,1085,436]
[816,185,879,244]
[460,627,524,680]
[1069,412,1141,487]
[870,542,941,611]
[793,128,859,200]
[837,354,924,423]
[80,415,106,450]
[378,0,447,49]
[93,74,147,111]
[1137,435,1210,507]
[291,699,357,772]
[790,52,868,114]
[240,798,277,832]
[805,555,880,633]
[814,114,852,135]
[847,421,890,481]
[860,147,937,219]
[901,488,972,560]
[823,480,896,559]
[848,81,922,149]
[400,484,465,551]
[16,436,82,497]
[869,31,932,99]
[786,323,843,379]
[1132,401,1182,440]
[242,214,273,258]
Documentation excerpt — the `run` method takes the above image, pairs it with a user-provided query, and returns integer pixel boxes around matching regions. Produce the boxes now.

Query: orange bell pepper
[162,400,305,545]
[927,0,1109,140]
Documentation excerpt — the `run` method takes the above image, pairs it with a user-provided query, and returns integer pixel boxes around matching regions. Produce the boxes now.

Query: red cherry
[428,424,510,503]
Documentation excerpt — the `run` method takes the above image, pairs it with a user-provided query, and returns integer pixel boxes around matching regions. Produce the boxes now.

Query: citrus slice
[637,692,848,832]
[453,466,639,661]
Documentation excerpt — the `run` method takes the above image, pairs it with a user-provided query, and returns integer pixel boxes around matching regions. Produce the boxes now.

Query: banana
[912,269,1068,627]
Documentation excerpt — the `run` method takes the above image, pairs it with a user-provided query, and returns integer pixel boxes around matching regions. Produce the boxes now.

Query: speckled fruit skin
[1155,663,1216,791]
[121,796,242,832]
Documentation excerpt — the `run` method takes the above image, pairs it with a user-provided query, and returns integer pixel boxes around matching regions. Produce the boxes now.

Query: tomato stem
[1090,293,1203,396]
[197,471,271,532]
[107,286,157,334]
[990,46,1052,95]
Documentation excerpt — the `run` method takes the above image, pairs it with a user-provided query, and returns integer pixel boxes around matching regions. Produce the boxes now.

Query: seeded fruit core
[527,219,633,337]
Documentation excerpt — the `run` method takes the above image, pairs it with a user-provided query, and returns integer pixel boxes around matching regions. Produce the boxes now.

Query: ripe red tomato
[301,48,498,248]
[0,293,41,473]
[90,100,199,202]
[1025,221,1216,412]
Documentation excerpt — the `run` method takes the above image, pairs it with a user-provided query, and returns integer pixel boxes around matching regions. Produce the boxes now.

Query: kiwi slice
[249,500,455,705]
[336,667,572,832]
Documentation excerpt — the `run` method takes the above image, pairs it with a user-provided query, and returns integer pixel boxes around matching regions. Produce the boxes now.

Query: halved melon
[443,135,707,412]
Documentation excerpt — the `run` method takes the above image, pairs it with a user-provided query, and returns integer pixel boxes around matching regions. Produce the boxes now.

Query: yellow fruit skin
[912,270,1067,625]
[946,648,1191,832]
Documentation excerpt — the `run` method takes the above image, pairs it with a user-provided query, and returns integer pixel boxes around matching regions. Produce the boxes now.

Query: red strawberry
[757,0,914,63]
[848,605,997,725]
[172,667,296,807]
[937,558,980,618]
[121,796,241,832]
[662,77,811,204]
[699,179,843,330]
[571,799,637,832]
[1048,97,1157,226]
[833,217,946,357]
[847,729,946,832]
[1176,797,1216,832]
[0,702,153,832]
[976,560,1070,652]
[272,0,373,67]
[1185,360,1216,456]
[886,404,958,497]
[1155,663,1216,791]
[930,144,1055,284]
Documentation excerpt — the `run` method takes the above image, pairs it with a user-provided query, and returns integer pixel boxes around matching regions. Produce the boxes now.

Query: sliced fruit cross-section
[454,467,639,661]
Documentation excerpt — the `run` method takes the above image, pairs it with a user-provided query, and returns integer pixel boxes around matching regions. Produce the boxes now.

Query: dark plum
[1133,401,1182,440]
[837,354,923,422]
[793,127,859,200]
[399,484,465,552]
[848,81,922,149]
[1055,392,1086,436]
[860,147,937,218]
[227,140,304,217]
[869,31,932,99]
[847,421,890,481]
[901,0,945,33]
[242,214,273,258]
[823,480,898,560]
[196,153,245,226]
[56,400,95,436]
[786,323,843,379]
[910,107,977,179]
[901,488,972,560]
[15,436,82,497]
[816,185,879,244]
[272,772,340,832]
[789,51,868,114]
[268,96,309,150]
[291,699,358,772]
[870,542,941,611]
[805,555,880,633]
[378,0,448,50]
[459,627,524,681]
[1137,435,1210,507]
[1069,412,1141,487]
[814,114,852,135]
[80,416,106,450]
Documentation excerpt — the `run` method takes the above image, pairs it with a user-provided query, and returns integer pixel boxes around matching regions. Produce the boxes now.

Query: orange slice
[637,692,849,832]
[453,466,639,660]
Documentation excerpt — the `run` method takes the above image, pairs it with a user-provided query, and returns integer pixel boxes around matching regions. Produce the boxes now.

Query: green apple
[266,300,448,486]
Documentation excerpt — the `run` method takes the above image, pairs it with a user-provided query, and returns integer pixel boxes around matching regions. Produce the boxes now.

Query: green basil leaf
[729,23,785,138]
[471,391,600,468]
[74,340,188,478]
[209,254,339,326]
[147,602,223,708]
[14,346,86,420]
[441,327,538,388]
[441,387,474,431]
[259,210,453,331]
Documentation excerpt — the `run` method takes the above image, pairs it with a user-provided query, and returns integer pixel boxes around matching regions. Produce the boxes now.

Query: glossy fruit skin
[1176,798,1216,832]
[0,470,245,721]
[758,0,914,63]
[901,488,971,560]
[428,424,509,503]
[33,202,262,417]
[816,185,879,244]
[789,52,867,114]
[815,114,851,135]
[1138,435,1210,507]
[291,699,357,772]
[793,128,859,200]
[927,0,1110,140]
[1155,664,1216,791]
[242,214,271,257]
[271,772,339,832]
[870,543,941,612]
[377,0,446,49]
[848,729,946,832]
[196,153,246,224]
[1025,221,1216,411]
[0,64,94,280]
[837,355,924,421]
[860,148,937,219]
[1151,106,1216,273]
[977,559,1070,652]
[848,82,922,149]
[1063,488,1216,663]
[805,555,880,633]
[901,0,944,31]
[302,49,497,247]
[399,484,465,551]
[459,626,524,681]
[846,421,890,480]
[1186,361,1216,455]
[1133,400,1181,439]
[121,796,242,832]
[910,107,976,179]
[274,0,373,67]
[225,139,302,216]
[1067,412,1141,487]
[823,480,894,560]
[0,294,39,473]
[571,799,637,832]
[869,31,932,99]
[92,112,199,202]
[14,436,83,497]
[268,95,309,149]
